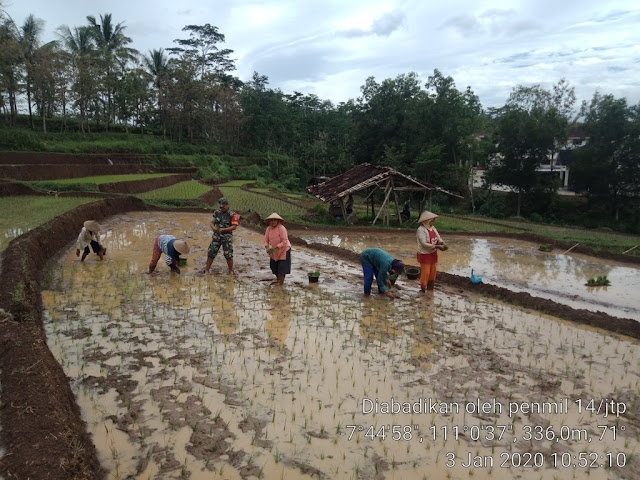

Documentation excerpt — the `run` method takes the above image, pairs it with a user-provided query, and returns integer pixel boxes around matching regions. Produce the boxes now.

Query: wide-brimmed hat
[173,239,190,254]
[83,220,101,231]
[418,211,438,224]
[265,213,284,222]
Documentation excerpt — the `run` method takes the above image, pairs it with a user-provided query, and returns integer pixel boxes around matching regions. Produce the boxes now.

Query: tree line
[0,11,638,231]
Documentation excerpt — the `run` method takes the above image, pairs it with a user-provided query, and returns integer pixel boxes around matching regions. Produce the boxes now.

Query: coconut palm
[57,25,97,132]
[143,48,170,135]
[0,18,21,124]
[19,14,46,128]
[86,13,138,127]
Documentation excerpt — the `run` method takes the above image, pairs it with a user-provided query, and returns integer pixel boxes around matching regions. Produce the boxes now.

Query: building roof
[307,163,460,203]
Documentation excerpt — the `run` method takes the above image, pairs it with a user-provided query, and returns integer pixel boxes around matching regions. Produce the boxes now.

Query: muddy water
[42,212,640,480]
[290,229,640,320]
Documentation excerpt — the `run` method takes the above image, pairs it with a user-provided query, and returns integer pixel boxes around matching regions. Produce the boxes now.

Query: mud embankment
[0,196,148,480]
[98,174,193,194]
[197,185,225,206]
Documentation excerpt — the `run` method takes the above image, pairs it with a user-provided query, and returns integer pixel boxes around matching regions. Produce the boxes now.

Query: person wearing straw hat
[205,196,240,275]
[264,213,292,285]
[360,248,405,298]
[148,234,190,274]
[76,220,107,262]
[417,211,446,291]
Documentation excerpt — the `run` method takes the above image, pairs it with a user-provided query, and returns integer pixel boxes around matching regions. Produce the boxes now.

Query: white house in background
[472,128,588,195]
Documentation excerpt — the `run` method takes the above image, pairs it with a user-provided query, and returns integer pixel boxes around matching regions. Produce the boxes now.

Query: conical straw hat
[83,220,101,231]
[418,211,438,224]
[265,213,284,222]
[173,239,190,254]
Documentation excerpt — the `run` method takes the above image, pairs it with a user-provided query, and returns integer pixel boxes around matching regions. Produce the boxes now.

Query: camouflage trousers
[208,233,234,260]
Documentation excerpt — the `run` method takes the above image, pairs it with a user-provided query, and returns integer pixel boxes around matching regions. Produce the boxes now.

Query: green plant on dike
[309,271,320,277]
[586,275,611,286]
[539,244,553,252]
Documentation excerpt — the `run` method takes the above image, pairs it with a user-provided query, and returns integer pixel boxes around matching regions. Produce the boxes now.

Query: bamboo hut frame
[307,163,461,226]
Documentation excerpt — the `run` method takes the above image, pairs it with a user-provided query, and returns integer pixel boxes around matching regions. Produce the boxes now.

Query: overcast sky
[4,0,640,110]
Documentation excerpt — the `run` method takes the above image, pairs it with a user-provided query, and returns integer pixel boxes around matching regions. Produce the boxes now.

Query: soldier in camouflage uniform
[205,197,239,275]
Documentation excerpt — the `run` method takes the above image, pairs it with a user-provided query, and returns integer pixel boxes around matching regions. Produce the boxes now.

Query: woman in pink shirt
[264,213,292,285]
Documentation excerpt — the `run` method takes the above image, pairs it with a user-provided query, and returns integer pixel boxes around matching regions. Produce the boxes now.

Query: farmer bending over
[205,197,239,275]
[76,220,107,261]
[148,235,190,274]
[360,248,405,298]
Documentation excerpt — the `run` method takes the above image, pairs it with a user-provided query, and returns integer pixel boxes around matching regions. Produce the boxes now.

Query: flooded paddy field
[42,212,639,479]
[289,229,640,320]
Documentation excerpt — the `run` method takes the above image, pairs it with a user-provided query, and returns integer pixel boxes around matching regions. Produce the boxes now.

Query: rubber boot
[426,281,435,291]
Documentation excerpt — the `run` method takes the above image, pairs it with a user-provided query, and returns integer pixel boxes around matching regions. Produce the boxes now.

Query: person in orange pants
[416,211,446,291]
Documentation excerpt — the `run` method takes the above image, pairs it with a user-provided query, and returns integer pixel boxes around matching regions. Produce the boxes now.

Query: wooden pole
[562,243,580,254]
[622,245,638,255]
[428,190,433,211]
[372,181,393,225]
[391,177,402,225]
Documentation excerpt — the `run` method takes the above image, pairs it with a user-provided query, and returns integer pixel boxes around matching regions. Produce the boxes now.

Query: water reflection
[265,289,292,348]
[292,230,640,320]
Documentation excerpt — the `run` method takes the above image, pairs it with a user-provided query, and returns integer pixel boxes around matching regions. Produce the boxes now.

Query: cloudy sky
[4,0,640,110]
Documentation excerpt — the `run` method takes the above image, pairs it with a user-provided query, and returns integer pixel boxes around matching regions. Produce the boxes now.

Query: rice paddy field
[0,195,98,251]
[218,186,307,218]
[40,211,640,480]
[136,181,213,200]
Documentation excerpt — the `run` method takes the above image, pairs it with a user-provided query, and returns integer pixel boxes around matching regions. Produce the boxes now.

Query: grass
[136,181,212,200]
[219,180,255,187]
[0,196,98,251]
[33,174,173,186]
[31,174,175,192]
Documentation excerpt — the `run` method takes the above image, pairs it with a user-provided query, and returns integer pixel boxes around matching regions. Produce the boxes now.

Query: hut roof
[307,163,460,203]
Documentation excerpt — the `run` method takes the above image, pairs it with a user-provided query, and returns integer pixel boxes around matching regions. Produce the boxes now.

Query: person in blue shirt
[148,235,190,274]
[360,248,405,298]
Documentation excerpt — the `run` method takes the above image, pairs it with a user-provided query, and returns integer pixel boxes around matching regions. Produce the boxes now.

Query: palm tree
[143,48,170,135]
[0,18,21,124]
[19,14,45,128]
[57,25,97,132]
[86,13,138,127]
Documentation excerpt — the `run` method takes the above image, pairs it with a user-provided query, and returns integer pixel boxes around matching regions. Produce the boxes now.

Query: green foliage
[539,244,553,252]
[0,128,45,151]
[586,275,611,286]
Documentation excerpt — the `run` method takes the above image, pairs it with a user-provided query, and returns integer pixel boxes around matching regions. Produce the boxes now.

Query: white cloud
[4,0,640,109]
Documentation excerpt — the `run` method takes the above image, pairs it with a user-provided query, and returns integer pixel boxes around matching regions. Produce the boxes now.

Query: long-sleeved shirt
[264,224,291,261]
[158,234,181,266]
[417,225,441,254]
[360,248,395,293]
[76,227,100,250]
